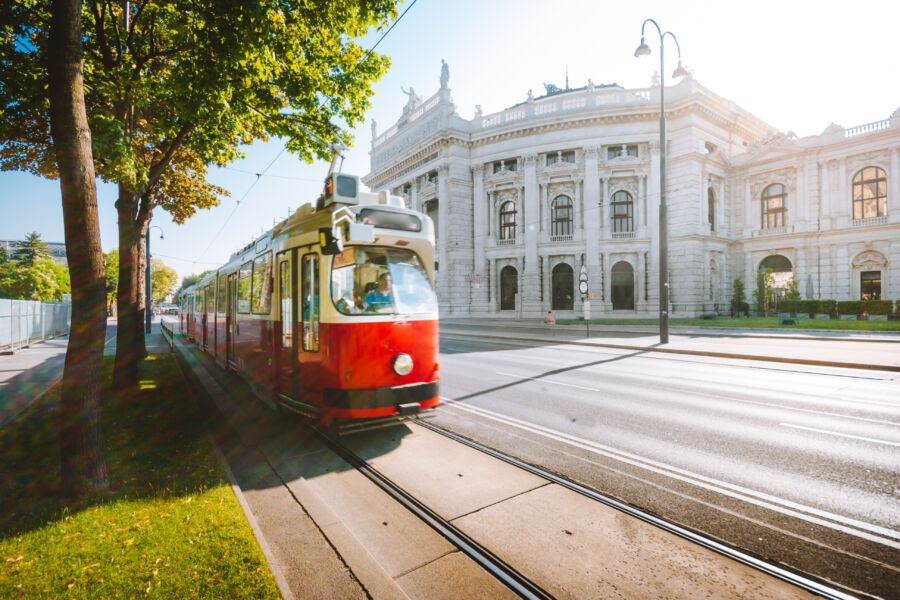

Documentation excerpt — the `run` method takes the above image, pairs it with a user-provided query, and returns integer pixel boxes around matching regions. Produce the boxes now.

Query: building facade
[364,66,900,318]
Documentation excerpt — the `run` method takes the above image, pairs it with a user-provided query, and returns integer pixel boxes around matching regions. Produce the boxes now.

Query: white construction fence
[0,299,71,352]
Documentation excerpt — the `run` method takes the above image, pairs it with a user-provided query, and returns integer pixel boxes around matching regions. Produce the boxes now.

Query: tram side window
[279,260,292,348]
[301,254,319,352]
[206,284,214,319]
[237,262,252,313]
[251,252,273,314]
[217,274,227,314]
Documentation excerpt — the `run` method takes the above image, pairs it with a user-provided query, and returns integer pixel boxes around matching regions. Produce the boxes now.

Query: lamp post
[146,225,164,334]
[635,19,687,345]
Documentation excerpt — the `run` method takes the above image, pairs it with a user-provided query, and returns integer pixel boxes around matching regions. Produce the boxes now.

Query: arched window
[551,195,573,237]
[611,191,633,233]
[499,201,517,241]
[611,261,634,310]
[500,265,518,310]
[708,187,716,231]
[853,167,887,220]
[761,184,787,229]
[551,263,574,310]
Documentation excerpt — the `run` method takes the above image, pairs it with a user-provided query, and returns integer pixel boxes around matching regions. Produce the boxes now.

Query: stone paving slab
[342,424,548,520]
[452,483,815,600]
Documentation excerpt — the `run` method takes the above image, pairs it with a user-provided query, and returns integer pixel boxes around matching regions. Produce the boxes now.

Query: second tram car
[176,173,439,432]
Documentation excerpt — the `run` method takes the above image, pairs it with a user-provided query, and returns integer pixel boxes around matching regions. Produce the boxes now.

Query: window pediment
[852,250,886,269]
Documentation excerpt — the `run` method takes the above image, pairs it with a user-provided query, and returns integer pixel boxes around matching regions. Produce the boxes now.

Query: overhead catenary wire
[195,2,419,262]
[197,147,286,261]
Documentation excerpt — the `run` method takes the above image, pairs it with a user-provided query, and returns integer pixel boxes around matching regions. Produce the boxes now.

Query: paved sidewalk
[440,319,900,371]
[0,319,169,430]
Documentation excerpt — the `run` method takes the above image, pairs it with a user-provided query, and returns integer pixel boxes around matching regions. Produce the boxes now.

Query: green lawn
[0,354,280,599]
[557,316,900,331]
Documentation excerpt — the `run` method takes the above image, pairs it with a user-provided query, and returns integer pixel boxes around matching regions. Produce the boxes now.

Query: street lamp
[146,225,164,334]
[635,19,686,345]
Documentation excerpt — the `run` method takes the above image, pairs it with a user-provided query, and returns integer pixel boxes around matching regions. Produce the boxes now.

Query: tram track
[310,424,555,600]
[411,417,860,600]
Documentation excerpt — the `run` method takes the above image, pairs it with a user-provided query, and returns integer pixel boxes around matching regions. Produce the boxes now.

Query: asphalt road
[428,332,900,600]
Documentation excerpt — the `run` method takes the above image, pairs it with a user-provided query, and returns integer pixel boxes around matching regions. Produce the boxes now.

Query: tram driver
[361,272,393,312]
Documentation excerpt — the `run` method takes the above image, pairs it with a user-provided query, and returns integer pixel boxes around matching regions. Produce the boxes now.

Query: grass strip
[0,354,280,599]
[556,317,900,331]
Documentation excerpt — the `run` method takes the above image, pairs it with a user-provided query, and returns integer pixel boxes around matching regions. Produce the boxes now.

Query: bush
[866,300,893,315]
[798,300,817,317]
[822,299,837,317]
[837,300,863,316]
[777,299,799,315]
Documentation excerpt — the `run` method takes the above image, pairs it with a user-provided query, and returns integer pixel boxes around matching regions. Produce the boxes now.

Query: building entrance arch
[611,261,634,310]
[551,263,574,310]
[500,265,518,310]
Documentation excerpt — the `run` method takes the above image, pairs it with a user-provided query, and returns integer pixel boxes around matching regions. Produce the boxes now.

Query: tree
[785,276,801,301]
[5,255,70,301]
[150,258,177,304]
[47,0,109,498]
[104,249,119,315]
[753,268,775,314]
[13,231,50,268]
[2,0,396,388]
[730,276,747,317]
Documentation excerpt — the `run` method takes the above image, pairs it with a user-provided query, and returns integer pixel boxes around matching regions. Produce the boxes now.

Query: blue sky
[2,0,898,284]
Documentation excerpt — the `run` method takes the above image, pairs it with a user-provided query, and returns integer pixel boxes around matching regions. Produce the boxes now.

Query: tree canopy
[0,232,70,301]
[150,258,177,304]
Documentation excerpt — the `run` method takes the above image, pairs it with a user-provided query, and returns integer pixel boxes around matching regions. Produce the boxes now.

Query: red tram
[176,173,439,432]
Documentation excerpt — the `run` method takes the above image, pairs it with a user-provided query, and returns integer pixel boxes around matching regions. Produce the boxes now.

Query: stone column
[744,176,752,232]
[836,159,849,228]
[821,160,833,227]
[472,165,488,312]
[584,147,601,301]
[516,255,525,316]
[437,165,450,306]
[600,176,609,239]
[410,178,419,212]
[574,177,583,239]
[648,141,661,305]
[487,191,495,242]
[488,258,496,311]
[891,147,900,217]
[522,154,541,315]
[542,254,550,312]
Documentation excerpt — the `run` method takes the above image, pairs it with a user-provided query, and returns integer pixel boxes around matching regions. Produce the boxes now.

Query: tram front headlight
[392,353,413,376]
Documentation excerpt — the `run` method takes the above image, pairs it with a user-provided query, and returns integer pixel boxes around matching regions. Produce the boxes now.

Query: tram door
[276,250,299,402]
[226,272,237,368]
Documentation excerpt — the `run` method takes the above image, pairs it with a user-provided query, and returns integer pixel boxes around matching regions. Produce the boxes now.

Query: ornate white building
[363,65,900,318]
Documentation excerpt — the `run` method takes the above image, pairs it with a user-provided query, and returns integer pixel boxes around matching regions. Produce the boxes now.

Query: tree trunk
[48,0,109,498]
[136,216,149,358]
[113,187,141,388]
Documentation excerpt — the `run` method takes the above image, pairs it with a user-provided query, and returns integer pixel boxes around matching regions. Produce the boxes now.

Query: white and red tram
[177,174,439,431]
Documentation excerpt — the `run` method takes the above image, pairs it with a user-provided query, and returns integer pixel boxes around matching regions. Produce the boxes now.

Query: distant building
[0,239,67,266]
[364,64,899,318]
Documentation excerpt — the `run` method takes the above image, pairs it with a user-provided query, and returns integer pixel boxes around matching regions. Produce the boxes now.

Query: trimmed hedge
[866,300,893,315]
[838,301,863,315]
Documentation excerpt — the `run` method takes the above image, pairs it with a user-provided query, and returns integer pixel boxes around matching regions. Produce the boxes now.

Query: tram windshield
[331,246,437,316]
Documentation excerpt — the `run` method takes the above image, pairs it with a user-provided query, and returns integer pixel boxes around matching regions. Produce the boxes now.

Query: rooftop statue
[401,86,422,115]
[440,59,449,88]
[543,83,561,95]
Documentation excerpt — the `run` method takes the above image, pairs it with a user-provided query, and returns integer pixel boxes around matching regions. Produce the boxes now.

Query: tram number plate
[397,402,421,416]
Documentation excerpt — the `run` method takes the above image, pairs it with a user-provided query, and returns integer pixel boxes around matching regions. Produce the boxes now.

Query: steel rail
[312,426,556,600]
[414,418,861,600]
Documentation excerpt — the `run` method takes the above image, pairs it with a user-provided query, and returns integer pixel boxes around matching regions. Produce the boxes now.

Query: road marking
[497,370,900,427]
[495,371,601,392]
[729,399,900,427]
[441,397,900,549]
[779,423,900,447]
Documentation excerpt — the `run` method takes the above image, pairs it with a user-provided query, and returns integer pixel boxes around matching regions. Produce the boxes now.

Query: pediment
[486,168,520,183]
